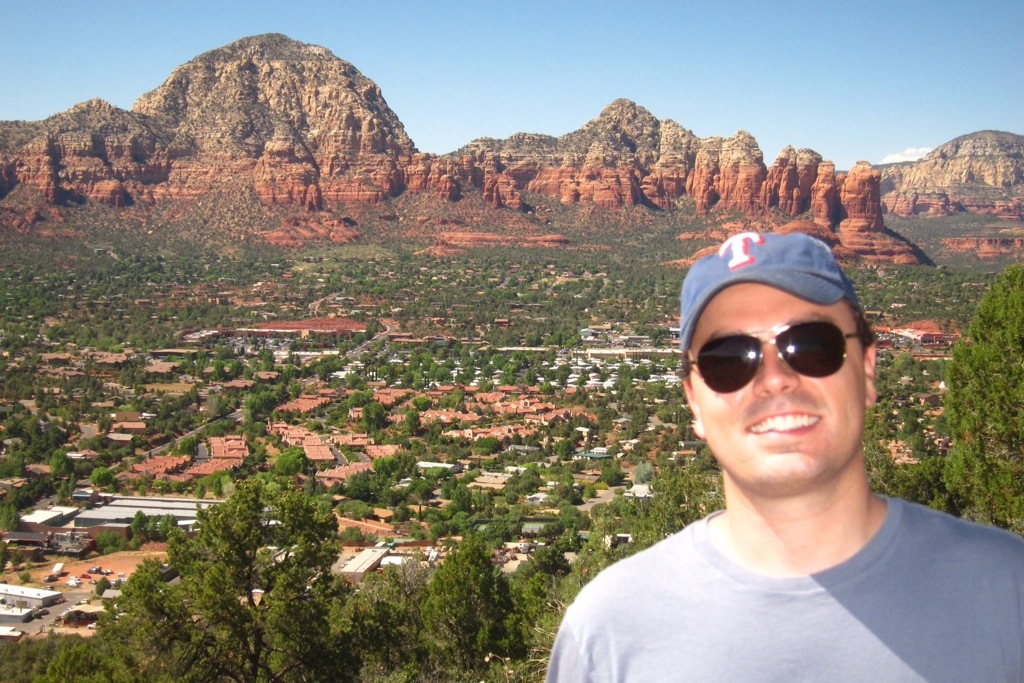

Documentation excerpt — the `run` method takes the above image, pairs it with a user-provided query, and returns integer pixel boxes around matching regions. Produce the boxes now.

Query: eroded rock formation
[941,237,1024,258]
[0,33,1014,262]
[881,131,1024,220]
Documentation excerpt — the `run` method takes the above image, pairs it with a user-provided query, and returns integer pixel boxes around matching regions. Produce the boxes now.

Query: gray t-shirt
[547,497,1024,682]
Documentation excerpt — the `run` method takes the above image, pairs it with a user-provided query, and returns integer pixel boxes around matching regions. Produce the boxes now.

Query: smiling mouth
[749,414,820,434]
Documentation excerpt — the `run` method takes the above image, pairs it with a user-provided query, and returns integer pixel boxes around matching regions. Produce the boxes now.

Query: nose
[750,341,799,395]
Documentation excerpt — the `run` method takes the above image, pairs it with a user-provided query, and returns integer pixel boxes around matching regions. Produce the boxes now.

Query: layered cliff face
[449,99,886,239]
[23,98,168,206]
[135,34,418,207]
[881,131,1024,219]
[3,38,883,235]
[0,34,417,210]
[0,33,1002,264]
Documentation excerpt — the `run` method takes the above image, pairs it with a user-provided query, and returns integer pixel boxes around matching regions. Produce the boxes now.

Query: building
[335,547,390,582]
[416,461,462,474]
[61,603,105,626]
[0,583,63,611]
[0,625,25,641]
[72,495,223,530]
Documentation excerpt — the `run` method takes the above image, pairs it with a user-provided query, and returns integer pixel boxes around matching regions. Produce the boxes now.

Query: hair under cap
[679,232,860,352]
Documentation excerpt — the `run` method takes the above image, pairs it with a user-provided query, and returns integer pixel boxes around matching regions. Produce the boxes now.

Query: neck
[709,476,887,577]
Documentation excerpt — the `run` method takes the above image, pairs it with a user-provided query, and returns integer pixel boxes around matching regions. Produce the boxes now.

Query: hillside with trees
[0,230,1019,680]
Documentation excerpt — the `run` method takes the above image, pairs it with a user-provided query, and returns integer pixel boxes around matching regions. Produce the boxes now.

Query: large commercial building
[72,495,224,530]
[0,583,63,623]
[20,506,79,527]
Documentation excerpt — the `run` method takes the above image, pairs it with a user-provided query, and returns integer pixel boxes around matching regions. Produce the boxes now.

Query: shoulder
[892,497,1024,565]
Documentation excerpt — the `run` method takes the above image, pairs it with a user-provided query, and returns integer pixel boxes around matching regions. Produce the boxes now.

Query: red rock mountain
[881,131,1024,220]
[0,34,1015,262]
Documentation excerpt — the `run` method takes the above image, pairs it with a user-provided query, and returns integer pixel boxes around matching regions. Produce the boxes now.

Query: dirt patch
[24,549,169,588]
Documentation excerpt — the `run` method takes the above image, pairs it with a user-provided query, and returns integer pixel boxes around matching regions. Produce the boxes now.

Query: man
[547,232,1024,682]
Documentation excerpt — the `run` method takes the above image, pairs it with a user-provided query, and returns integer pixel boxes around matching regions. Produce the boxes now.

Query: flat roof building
[73,495,223,529]
[20,506,79,527]
[0,605,33,624]
[0,625,26,641]
[0,583,63,610]
[336,547,389,582]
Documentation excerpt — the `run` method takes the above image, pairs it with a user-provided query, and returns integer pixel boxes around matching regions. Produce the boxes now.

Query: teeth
[750,414,819,434]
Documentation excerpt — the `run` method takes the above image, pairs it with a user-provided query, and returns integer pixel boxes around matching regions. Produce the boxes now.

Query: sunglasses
[690,321,859,393]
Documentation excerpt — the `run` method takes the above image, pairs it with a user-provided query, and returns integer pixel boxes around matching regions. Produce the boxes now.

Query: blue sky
[1,0,1020,170]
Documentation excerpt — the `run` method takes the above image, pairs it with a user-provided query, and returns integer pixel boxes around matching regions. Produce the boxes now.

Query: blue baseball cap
[679,232,860,352]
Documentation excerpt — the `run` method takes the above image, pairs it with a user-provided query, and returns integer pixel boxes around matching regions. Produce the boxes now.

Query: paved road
[578,487,618,512]
[24,584,98,636]
[145,409,242,457]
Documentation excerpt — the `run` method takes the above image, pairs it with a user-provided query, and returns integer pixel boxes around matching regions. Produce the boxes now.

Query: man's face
[683,283,877,502]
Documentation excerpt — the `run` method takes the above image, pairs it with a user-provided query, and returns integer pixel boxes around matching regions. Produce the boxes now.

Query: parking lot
[14,549,168,637]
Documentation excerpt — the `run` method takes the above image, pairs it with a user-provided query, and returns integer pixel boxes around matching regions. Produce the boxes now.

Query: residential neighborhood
[0,246,996,682]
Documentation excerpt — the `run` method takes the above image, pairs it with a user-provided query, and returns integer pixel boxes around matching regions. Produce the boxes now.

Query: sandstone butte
[880,131,1024,221]
[0,34,1020,262]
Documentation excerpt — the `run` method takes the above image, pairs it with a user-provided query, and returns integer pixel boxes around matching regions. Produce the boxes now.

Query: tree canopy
[943,264,1024,534]
[102,478,356,682]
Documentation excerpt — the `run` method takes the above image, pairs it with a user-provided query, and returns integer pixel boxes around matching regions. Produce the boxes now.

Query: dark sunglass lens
[779,322,847,377]
[697,335,761,392]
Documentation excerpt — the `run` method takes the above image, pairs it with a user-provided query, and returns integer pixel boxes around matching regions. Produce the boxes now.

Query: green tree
[403,409,421,437]
[943,264,1024,534]
[420,535,524,673]
[1,635,124,683]
[49,450,74,479]
[40,636,127,683]
[57,479,74,505]
[274,446,307,477]
[210,473,225,498]
[361,401,388,433]
[447,480,474,515]
[343,560,430,678]
[243,391,279,424]
[177,435,199,456]
[94,530,128,555]
[598,460,625,487]
[519,540,571,580]
[158,514,177,540]
[0,504,18,532]
[634,460,655,485]
[411,396,432,411]
[103,479,357,681]
[90,467,114,488]
[338,499,373,521]
[130,511,149,543]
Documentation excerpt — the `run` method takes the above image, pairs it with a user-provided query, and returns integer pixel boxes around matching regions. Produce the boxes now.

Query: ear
[862,343,878,408]
[683,377,706,439]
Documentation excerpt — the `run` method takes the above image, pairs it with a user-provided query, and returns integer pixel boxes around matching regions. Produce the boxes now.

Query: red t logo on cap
[719,232,765,270]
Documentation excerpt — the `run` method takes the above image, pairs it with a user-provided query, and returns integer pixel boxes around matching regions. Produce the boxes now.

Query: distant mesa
[879,131,1024,221]
[0,33,1021,262]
